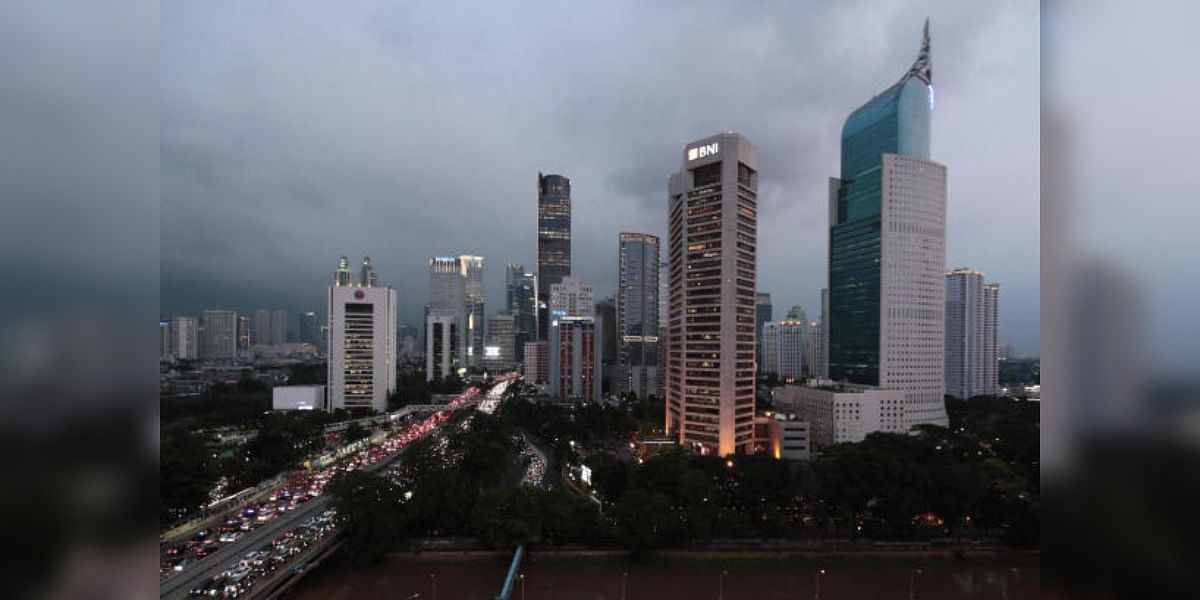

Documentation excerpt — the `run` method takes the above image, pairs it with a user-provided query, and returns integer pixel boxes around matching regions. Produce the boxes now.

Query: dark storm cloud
[161,0,1040,354]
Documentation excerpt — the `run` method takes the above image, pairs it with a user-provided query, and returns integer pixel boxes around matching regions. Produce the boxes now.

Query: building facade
[827,21,948,429]
[774,384,906,447]
[170,316,198,360]
[761,319,807,380]
[549,276,594,320]
[425,313,457,381]
[328,256,397,412]
[945,268,1000,399]
[537,172,571,340]
[237,315,251,357]
[548,316,601,403]
[200,309,238,360]
[665,132,758,456]
[616,232,662,399]
[506,264,538,361]
[271,309,288,345]
[299,311,322,349]
[755,292,772,373]
[523,340,549,383]
[428,255,485,368]
[484,313,516,372]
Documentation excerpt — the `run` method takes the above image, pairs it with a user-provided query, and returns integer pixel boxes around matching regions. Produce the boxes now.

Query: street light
[814,568,826,600]
[621,571,628,600]
[520,573,526,600]
[430,573,437,600]
[909,568,923,600]
[719,570,728,600]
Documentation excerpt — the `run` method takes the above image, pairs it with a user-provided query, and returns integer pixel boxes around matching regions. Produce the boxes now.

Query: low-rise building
[773,383,906,447]
[272,385,324,411]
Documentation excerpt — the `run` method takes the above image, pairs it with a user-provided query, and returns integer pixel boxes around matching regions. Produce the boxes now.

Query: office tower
[813,288,830,378]
[665,132,758,456]
[299,311,322,348]
[523,340,549,384]
[549,276,594,320]
[159,320,171,361]
[237,315,251,356]
[254,309,272,346]
[484,313,516,371]
[945,268,1000,399]
[827,20,948,430]
[270,309,288,345]
[428,255,485,368]
[200,309,238,360]
[803,318,823,379]
[760,322,781,376]
[537,172,571,339]
[616,232,662,399]
[755,292,773,373]
[461,256,485,367]
[658,261,669,331]
[170,316,199,360]
[328,256,397,412]
[506,264,538,361]
[425,313,457,381]
[548,316,601,403]
[596,297,617,366]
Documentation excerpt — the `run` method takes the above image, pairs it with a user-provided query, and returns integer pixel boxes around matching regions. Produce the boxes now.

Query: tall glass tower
[828,19,948,429]
[616,232,661,399]
[537,172,571,339]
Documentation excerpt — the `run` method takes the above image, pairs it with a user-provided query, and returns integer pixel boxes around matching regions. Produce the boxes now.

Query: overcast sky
[161,0,1039,355]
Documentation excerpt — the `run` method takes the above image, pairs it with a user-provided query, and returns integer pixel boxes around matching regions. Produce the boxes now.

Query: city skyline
[161,2,1039,356]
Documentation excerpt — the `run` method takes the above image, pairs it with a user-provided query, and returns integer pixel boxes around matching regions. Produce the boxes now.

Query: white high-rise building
[761,319,807,380]
[169,316,198,360]
[549,276,594,320]
[328,256,396,412]
[945,268,1000,399]
[200,310,238,360]
[665,132,758,456]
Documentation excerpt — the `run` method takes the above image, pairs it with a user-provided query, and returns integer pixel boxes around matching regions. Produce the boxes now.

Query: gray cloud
[161,0,1040,355]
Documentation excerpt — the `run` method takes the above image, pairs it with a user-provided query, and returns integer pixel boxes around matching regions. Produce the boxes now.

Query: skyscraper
[159,319,172,361]
[617,232,661,399]
[537,172,571,339]
[484,313,516,372]
[755,292,772,373]
[428,255,484,368]
[254,309,272,346]
[828,20,948,430]
[237,315,251,356]
[170,316,198,360]
[200,309,238,360]
[814,288,830,378]
[328,256,396,412]
[549,276,594,320]
[271,309,288,345]
[506,264,538,361]
[425,314,457,381]
[665,132,758,456]
[460,256,485,367]
[945,268,1000,399]
[299,311,322,348]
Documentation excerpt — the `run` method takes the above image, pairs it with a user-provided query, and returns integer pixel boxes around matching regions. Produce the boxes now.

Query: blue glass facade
[829,68,933,385]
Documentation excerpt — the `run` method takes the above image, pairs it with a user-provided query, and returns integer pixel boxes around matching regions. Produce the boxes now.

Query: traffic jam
[162,387,481,597]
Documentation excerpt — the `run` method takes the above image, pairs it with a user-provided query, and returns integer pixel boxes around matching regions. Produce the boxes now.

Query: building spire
[907,17,932,85]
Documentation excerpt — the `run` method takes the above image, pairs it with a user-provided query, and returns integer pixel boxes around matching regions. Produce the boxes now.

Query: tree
[328,471,404,564]
[160,427,217,523]
[343,421,369,444]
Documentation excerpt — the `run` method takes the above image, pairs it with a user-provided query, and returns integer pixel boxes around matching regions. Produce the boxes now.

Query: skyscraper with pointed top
[827,19,948,430]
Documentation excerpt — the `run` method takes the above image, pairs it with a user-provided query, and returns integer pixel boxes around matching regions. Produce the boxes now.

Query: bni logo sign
[687,142,719,161]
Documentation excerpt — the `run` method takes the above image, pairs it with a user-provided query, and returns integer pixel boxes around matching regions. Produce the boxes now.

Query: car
[218,531,243,543]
